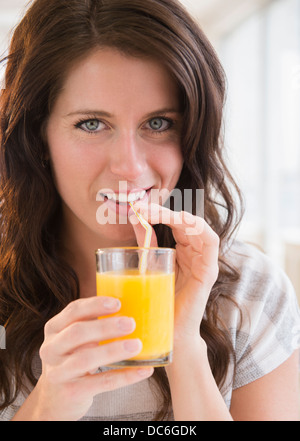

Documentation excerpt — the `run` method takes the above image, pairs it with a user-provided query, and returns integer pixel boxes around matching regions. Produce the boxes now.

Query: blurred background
[0,0,300,305]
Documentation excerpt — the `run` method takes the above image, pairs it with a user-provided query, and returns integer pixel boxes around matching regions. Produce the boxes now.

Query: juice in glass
[96,248,175,367]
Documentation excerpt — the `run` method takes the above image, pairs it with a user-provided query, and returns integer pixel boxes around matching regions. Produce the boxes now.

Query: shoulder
[223,240,296,305]
[220,239,300,332]
[219,240,300,389]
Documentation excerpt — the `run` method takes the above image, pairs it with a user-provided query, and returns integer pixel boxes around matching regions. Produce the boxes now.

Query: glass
[96,247,175,367]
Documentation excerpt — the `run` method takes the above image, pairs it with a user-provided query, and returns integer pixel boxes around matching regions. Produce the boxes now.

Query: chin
[96,221,136,245]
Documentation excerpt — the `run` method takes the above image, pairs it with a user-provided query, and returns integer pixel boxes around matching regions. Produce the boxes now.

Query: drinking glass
[96,247,175,367]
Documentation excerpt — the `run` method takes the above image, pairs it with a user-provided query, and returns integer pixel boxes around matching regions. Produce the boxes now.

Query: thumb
[129,214,158,248]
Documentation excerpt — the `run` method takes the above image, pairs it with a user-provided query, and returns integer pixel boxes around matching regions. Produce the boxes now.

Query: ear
[129,215,158,248]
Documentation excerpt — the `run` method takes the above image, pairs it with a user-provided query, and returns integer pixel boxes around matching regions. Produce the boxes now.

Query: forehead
[52,48,180,114]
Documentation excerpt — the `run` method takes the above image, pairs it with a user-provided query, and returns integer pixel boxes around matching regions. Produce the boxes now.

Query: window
[218,0,300,275]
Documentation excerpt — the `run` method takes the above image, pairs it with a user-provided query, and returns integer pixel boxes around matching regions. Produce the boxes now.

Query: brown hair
[0,0,243,419]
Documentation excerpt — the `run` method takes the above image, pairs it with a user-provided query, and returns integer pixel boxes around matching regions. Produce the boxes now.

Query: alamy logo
[96,182,204,235]
[0,325,6,349]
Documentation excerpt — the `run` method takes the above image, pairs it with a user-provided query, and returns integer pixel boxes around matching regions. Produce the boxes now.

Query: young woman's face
[46,48,183,244]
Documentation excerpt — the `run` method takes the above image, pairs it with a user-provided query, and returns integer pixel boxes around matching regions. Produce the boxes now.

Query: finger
[46,338,143,383]
[201,229,220,269]
[78,366,154,395]
[133,203,205,246]
[44,296,121,337]
[176,223,219,282]
[134,202,219,255]
[134,203,220,282]
[41,316,137,365]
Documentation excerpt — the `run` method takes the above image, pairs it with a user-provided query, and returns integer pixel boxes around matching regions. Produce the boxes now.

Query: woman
[0,0,299,421]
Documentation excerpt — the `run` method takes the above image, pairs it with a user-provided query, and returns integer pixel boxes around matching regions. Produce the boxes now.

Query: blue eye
[75,118,105,133]
[147,117,173,132]
[84,120,100,131]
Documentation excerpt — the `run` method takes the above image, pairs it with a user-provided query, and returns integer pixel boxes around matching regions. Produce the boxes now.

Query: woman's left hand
[129,203,220,348]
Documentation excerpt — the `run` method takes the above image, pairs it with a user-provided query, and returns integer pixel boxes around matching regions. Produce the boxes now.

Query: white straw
[129,203,152,274]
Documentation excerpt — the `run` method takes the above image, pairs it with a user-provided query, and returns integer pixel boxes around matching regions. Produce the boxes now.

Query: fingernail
[123,339,142,353]
[137,368,154,377]
[103,297,120,310]
[134,202,148,212]
[117,317,135,332]
[128,214,139,225]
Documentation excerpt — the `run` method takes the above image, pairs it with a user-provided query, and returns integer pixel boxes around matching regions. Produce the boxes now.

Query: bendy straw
[129,202,152,274]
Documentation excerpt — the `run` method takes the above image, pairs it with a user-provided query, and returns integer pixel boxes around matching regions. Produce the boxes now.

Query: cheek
[48,142,80,194]
[51,156,104,207]
[46,125,102,190]
[155,146,183,186]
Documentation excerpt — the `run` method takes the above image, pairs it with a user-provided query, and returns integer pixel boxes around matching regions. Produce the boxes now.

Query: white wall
[218,0,300,302]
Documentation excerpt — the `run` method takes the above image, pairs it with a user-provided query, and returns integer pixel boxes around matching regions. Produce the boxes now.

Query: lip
[97,186,151,197]
[113,187,150,194]
[100,187,152,217]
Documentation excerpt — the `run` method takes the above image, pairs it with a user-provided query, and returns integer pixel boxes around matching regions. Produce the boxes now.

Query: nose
[109,131,147,180]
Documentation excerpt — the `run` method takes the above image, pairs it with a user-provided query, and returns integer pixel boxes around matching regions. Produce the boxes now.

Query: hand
[130,203,219,347]
[33,297,153,421]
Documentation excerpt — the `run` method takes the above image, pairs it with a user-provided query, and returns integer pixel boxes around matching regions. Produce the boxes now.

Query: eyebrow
[66,108,182,118]
[66,110,112,118]
[146,108,182,117]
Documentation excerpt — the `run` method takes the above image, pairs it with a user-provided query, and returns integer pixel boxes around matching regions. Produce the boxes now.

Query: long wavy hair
[0,0,243,419]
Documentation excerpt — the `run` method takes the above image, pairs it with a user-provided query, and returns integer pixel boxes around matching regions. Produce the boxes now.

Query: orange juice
[96,269,174,364]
